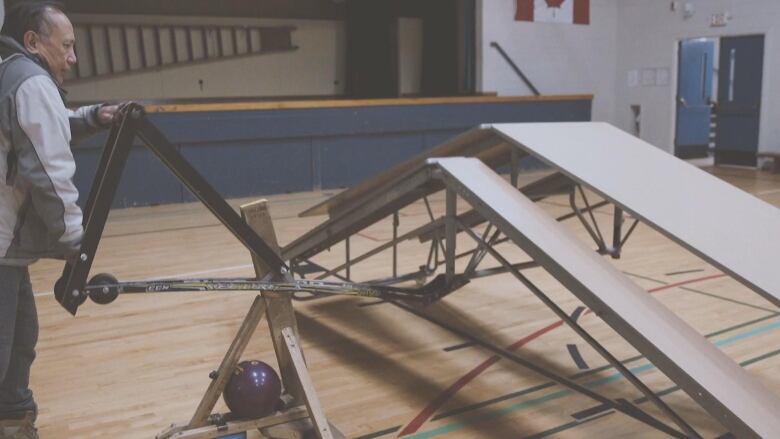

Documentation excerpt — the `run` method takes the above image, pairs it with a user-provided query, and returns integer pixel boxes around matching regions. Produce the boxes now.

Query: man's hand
[97,102,132,125]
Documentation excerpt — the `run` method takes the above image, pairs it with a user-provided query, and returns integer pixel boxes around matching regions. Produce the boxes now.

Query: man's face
[24,10,76,85]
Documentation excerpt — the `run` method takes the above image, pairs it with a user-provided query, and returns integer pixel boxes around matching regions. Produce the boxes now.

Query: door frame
[670,33,767,166]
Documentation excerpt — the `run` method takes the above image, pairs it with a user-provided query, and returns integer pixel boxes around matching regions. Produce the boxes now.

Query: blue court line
[402,317,780,439]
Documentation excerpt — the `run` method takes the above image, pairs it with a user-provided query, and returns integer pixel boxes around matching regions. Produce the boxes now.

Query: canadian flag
[516,0,590,25]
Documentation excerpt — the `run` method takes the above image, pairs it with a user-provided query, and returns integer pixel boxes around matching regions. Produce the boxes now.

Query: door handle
[728,48,736,102]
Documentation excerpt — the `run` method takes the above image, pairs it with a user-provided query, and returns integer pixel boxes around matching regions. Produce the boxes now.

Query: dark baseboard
[675,144,709,159]
[714,150,757,167]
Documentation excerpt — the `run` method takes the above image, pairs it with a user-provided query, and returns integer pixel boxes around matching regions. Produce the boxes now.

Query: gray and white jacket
[0,36,107,266]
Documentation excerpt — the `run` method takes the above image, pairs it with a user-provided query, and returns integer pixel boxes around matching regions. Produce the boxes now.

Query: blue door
[714,35,764,166]
[675,39,715,158]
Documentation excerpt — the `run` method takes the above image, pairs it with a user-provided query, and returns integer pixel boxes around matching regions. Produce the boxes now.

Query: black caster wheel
[87,273,119,305]
[54,276,89,307]
[53,276,66,302]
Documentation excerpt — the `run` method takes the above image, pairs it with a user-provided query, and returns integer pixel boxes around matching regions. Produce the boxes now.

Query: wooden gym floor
[28,167,780,438]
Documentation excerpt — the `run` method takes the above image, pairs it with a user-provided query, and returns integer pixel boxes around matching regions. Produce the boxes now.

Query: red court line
[398,273,727,436]
[648,273,725,292]
[397,321,565,436]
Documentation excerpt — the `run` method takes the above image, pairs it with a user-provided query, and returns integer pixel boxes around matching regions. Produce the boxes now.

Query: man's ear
[23,30,40,54]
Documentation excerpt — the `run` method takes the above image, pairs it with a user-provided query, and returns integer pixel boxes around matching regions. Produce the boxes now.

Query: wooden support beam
[160,199,339,439]
[241,200,340,438]
[280,327,333,439]
[240,200,307,404]
[186,296,268,428]
[159,406,309,439]
[262,420,346,439]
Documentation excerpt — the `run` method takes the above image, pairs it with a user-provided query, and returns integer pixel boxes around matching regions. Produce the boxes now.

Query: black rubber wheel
[53,277,66,302]
[88,273,119,305]
[54,276,89,306]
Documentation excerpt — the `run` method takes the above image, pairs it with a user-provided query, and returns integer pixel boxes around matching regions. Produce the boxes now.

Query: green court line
[356,312,779,439]
[622,270,774,312]
[622,271,669,285]
[524,411,616,439]
[706,312,779,338]
[431,312,778,422]
[432,381,557,420]
[402,317,780,439]
[530,348,780,438]
[679,285,778,313]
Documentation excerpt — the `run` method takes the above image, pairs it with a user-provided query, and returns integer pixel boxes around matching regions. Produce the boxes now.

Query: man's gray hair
[1,1,66,46]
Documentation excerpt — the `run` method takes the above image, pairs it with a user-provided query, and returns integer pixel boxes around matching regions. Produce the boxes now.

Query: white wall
[615,0,780,153]
[65,14,345,102]
[478,0,619,123]
[480,0,780,155]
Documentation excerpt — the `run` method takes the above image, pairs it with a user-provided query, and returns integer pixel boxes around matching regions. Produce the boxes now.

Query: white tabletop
[491,122,780,308]
[434,157,780,437]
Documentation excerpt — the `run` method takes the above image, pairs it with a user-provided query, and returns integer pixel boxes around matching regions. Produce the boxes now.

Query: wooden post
[281,327,333,439]
[240,200,307,404]
[188,296,268,428]
[240,200,338,439]
[158,200,340,439]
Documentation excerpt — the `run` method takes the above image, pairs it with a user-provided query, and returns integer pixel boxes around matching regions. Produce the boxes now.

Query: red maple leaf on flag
[516,0,590,24]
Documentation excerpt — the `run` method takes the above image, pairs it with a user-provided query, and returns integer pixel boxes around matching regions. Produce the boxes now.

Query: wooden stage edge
[145,94,594,114]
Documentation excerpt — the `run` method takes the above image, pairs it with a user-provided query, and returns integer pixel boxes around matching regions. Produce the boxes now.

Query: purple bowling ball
[223,360,282,419]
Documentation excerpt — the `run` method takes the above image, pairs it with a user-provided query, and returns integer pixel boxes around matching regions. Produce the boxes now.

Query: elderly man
[0,2,122,438]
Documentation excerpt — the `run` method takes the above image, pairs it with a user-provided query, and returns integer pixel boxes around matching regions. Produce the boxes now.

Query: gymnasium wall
[477,0,618,124]
[72,97,592,208]
[65,14,346,102]
[614,0,780,154]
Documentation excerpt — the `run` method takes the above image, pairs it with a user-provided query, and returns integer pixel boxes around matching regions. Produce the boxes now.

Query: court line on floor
[431,311,779,421]
[623,270,776,313]
[566,306,589,370]
[395,273,726,436]
[88,191,604,244]
[402,318,780,438]
[101,193,437,240]
[757,188,780,196]
[622,271,669,284]
[95,190,338,239]
[355,312,780,439]
[566,344,589,370]
[679,285,777,313]
[665,268,705,276]
[524,348,780,439]
[101,211,309,239]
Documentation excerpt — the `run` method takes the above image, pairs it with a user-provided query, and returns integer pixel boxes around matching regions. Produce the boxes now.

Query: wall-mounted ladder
[66,22,297,82]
